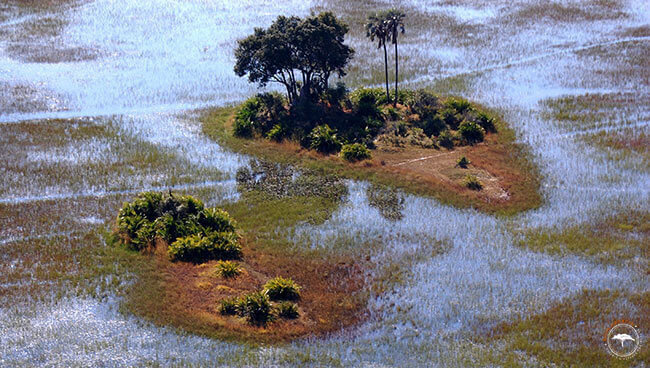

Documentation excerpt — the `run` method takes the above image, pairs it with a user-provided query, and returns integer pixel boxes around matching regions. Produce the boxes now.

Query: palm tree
[385,9,405,107]
[365,13,390,102]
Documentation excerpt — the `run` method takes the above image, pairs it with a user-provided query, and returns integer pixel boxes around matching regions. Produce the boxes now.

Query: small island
[202,11,541,215]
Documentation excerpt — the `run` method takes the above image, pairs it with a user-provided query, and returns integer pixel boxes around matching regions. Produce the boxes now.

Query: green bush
[385,107,401,121]
[463,174,483,191]
[216,260,241,278]
[340,143,371,162]
[474,111,496,133]
[439,107,462,130]
[197,207,236,233]
[458,120,485,144]
[238,291,274,325]
[218,297,240,315]
[437,130,454,149]
[266,124,286,142]
[233,93,288,138]
[321,82,348,107]
[419,114,446,136]
[233,97,259,138]
[168,232,241,263]
[276,302,299,319]
[309,125,342,154]
[456,156,471,168]
[445,97,473,115]
[263,277,301,301]
[349,87,388,107]
[409,89,440,118]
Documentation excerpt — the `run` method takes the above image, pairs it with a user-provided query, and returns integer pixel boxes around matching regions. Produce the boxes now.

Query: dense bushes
[233,85,499,154]
[168,232,241,263]
[115,191,241,263]
[340,143,371,162]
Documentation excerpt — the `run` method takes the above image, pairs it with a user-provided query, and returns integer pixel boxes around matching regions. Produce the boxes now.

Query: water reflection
[366,184,405,221]
[235,159,348,202]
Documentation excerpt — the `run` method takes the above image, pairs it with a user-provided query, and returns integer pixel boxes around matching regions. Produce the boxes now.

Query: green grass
[483,289,648,367]
[517,211,649,264]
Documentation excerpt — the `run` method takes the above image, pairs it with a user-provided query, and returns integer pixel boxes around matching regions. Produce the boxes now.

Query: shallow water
[1,0,649,366]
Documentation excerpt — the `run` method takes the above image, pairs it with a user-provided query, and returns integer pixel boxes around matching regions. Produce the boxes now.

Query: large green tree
[234,12,354,105]
[385,9,405,106]
[365,13,391,102]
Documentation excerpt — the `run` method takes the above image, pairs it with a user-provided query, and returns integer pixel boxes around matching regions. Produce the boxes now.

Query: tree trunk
[394,40,398,107]
[383,42,390,102]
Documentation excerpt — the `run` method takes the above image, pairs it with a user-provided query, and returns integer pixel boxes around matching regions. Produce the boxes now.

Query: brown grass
[123,238,367,344]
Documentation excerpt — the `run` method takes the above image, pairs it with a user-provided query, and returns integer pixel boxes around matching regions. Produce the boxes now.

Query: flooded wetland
[1,0,648,366]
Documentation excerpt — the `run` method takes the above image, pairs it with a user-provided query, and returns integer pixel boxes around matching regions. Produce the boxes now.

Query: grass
[517,210,649,264]
[482,289,648,367]
[0,118,224,198]
[199,105,542,216]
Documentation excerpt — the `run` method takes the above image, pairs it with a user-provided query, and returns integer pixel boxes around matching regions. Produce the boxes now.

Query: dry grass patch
[122,238,366,343]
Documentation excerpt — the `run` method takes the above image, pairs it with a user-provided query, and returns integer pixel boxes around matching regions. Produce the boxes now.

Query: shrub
[474,111,497,133]
[276,302,299,319]
[263,277,301,301]
[385,107,401,121]
[419,114,446,136]
[463,174,483,190]
[458,120,485,144]
[407,127,435,148]
[216,260,241,278]
[340,143,371,162]
[218,297,240,315]
[266,124,286,142]
[349,87,388,106]
[439,107,462,129]
[409,89,440,118]
[437,130,454,149]
[233,93,287,138]
[445,97,473,115]
[233,97,259,138]
[309,125,342,154]
[238,291,274,325]
[456,156,471,168]
[197,207,237,234]
[168,232,241,263]
[321,82,348,107]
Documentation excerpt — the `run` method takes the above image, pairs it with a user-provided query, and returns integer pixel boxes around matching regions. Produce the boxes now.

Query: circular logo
[605,322,641,359]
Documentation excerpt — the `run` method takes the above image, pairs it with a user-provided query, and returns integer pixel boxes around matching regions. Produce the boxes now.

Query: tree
[234,12,354,105]
[385,9,405,107]
[365,13,390,102]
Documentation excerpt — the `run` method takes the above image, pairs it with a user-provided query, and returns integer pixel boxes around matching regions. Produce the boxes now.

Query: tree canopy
[234,12,354,104]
